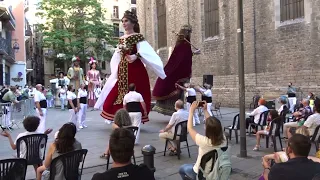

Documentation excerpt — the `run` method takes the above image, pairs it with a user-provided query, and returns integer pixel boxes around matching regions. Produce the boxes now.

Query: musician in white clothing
[197,83,213,117]
[123,83,147,144]
[77,84,88,129]
[67,85,80,128]
[34,84,47,133]
[176,83,200,126]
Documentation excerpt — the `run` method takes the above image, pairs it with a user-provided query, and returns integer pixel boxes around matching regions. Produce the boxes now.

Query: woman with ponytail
[36,123,82,180]
[95,10,166,124]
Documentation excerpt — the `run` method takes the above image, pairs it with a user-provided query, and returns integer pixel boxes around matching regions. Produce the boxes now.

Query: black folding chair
[0,158,27,180]
[106,126,138,170]
[265,117,283,152]
[280,108,289,133]
[211,102,222,118]
[164,120,191,160]
[16,134,48,165]
[310,125,320,151]
[49,149,88,180]
[249,110,269,135]
[224,114,240,144]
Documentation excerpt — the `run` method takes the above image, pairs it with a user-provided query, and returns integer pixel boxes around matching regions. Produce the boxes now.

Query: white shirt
[186,88,196,96]
[15,131,38,158]
[59,89,66,99]
[67,91,77,100]
[304,113,320,136]
[168,109,189,133]
[249,105,269,124]
[77,88,88,98]
[193,134,227,173]
[200,88,212,97]
[278,104,286,115]
[34,90,46,102]
[123,91,144,105]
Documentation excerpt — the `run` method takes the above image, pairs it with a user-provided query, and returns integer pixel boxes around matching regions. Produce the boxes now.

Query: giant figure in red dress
[94,11,166,123]
[152,25,200,115]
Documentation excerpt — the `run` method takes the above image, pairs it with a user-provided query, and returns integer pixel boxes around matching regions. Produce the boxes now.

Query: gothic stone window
[156,0,167,48]
[280,0,304,22]
[204,0,219,38]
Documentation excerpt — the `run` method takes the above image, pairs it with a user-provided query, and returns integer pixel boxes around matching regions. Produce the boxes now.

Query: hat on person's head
[72,55,80,62]
[89,57,97,64]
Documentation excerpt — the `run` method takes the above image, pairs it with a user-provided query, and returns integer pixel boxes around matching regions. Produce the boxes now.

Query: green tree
[37,0,116,63]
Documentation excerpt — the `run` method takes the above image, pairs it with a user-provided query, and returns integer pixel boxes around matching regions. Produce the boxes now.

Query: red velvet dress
[101,35,151,122]
[152,41,193,115]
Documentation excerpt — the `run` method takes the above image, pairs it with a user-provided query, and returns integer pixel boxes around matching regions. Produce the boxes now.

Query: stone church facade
[137,0,320,107]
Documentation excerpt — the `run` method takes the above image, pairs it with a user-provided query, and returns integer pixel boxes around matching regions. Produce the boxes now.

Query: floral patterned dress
[95,34,166,122]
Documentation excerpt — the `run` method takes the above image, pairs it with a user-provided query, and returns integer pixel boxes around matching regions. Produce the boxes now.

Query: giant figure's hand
[126,54,137,63]
[193,49,201,55]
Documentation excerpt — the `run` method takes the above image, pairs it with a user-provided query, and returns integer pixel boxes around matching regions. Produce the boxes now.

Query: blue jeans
[179,164,197,180]
[60,98,65,110]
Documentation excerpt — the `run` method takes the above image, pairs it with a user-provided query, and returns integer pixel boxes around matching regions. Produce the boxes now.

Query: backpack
[198,147,231,180]
[0,89,9,102]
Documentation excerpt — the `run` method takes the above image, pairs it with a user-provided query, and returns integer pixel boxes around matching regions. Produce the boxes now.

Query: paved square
[0,107,293,180]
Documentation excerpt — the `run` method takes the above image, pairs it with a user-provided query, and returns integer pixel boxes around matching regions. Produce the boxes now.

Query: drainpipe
[253,0,257,86]
[187,0,190,25]
[144,0,146,36]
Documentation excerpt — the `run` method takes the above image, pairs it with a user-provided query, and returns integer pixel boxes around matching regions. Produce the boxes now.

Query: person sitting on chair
[1,116,52,175]
[37,122,82,180]
[245,98,268,134]
[159,100,189,156]
[92,128,155,180]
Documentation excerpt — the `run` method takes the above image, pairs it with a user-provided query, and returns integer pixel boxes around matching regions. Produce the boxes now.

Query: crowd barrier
[0,99,36,131]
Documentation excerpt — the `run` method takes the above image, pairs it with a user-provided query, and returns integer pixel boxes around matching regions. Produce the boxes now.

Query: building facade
[100,0,137,75]
[137,0,320,107]
[0,1,15,86]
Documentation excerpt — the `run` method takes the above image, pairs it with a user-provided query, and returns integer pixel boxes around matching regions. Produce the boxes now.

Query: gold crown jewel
[124,10,138,22]
[181,25,192,33]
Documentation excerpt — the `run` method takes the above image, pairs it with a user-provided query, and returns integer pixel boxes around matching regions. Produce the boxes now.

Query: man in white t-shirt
[197,83,213,116]
[123,83,147,144]
[303,98,320,137]
[159,100,189,155]
[34,84,47,133]
[176,83,200,126]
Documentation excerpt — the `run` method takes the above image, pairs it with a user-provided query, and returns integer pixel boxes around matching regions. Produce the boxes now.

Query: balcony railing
[8,6,16,28]
[0,37,15,60]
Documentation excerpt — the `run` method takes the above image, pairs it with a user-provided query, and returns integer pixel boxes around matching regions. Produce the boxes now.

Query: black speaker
[266,100,275,110]
[203,75,213,86]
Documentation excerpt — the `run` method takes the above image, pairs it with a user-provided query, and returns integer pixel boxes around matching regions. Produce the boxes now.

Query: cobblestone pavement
[1,107,298,180]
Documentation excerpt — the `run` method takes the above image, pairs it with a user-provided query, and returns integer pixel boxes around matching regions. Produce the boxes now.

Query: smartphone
[198,101,205,107]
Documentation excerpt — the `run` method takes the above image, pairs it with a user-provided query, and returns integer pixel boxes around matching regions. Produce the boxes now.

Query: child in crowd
[1,116,52,172]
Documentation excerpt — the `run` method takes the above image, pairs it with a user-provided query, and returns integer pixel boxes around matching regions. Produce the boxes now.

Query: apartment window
[113,23,119,37]
[204,0,219,38]
[113,6,119,19]
[156,0,167,48]
[131,0,136,4]
[102,61,106,70]
[131,7,136,15]
[280,0,304,22]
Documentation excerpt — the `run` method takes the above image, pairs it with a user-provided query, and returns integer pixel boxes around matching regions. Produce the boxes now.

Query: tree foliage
[37,0,116,62]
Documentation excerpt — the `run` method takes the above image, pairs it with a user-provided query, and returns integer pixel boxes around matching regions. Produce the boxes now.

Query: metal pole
[237,0,247,157]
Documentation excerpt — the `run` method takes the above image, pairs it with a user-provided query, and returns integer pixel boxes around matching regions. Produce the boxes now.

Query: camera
[198,101,205,107]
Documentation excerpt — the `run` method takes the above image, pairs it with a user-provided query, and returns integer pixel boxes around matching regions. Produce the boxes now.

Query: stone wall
[137,0,320,107]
